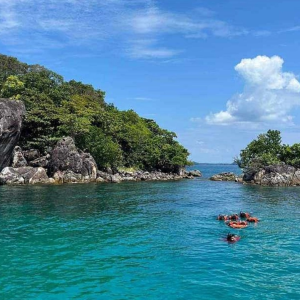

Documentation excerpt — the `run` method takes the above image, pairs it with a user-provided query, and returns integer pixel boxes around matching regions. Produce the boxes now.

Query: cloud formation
[206,55,300,125]
[0,0,249,59]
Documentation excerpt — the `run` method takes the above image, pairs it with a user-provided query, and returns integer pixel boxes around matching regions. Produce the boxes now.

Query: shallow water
[1,165,300,299]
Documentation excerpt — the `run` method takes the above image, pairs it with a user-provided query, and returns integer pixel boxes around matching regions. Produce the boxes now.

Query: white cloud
[0,0,249,59]
[127,39,181,59]
[206,55,300,125]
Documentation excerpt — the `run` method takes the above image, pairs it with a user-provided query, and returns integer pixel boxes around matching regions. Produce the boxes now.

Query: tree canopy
[235,129,300,169]
[0,53,191,172]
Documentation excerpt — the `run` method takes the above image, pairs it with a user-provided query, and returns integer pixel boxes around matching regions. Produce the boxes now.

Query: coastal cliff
[0,98,25,170]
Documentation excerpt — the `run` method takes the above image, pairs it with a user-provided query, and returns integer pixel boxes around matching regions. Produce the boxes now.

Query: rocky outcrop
[95,169,198,183]
[0,99,25,171]
[23,149,41,162]
[0,136,200,185]
[187,170,202,177]
[49,137,97,183]
[243,164,299,186]
[210,172,237,181]
[11,146,28,168]
[29,155,50,168]
[0,166,49,185]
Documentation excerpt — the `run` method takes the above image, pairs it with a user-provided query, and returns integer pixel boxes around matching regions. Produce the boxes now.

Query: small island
[0,54,202,185]
[210,129,300,187]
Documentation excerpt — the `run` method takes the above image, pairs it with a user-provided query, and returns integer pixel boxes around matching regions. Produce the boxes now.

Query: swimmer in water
[226,233,240,242]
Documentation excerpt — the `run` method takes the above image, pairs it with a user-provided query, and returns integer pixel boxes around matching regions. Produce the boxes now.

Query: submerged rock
[0,99,26,171]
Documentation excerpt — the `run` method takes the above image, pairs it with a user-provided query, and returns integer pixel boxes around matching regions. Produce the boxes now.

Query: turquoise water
[1,164,300,299]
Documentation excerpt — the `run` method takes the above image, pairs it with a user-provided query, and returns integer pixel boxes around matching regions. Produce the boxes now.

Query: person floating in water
[226,233,240,242]
[240,211,251,219]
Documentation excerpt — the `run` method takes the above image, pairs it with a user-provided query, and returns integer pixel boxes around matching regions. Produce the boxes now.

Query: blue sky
[1,0,300,162]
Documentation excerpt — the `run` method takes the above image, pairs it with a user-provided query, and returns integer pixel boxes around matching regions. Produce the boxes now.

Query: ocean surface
[1,164,300,299]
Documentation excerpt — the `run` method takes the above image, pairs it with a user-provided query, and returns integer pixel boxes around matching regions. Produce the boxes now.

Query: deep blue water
[1,164,300,299]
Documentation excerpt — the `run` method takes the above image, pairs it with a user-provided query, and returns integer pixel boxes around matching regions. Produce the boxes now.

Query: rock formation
[0,135,200,185]
[210,172,237,181]
[0,99,25,171]
[243,164,300,186]
[48,137,97,183]
[0,166,49,185]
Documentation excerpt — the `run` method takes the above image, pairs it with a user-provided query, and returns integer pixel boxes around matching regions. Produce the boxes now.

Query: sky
[1,0,300,163]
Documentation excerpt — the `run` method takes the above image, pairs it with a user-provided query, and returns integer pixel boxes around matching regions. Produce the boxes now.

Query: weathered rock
[29,155,49,168]
[0,99,26,171]
[48,137,98,183]
[23,149,41,162]
[110,174,122,183]
[187,170,202,177]
[49,137,82,174]
[96,177,105,183]
[12,146,27,168]
[292,170,300,186]
[235,175,243,183]
[122,176,136,182]
[210,172,237,181]
[0,166,49,185]
[81,153,97,181]
[62,171,82,183]
[243,164,296,186]
[49,178,56,184]
[53,170,82,183]
[53,171,64,184]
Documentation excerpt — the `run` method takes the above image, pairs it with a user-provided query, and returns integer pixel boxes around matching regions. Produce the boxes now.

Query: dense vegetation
[235,129,300,169]
[0,54,191,172]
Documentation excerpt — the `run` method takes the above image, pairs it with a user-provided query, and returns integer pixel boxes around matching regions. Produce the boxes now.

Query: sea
[1,164,300,299]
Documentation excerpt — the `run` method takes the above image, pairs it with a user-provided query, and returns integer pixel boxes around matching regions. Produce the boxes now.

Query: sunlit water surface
[1,164,300,299]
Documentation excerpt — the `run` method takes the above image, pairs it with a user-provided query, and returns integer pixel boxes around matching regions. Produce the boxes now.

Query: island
[0,54,201,185]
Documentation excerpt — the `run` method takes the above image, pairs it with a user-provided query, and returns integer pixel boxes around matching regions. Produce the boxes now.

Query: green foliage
[0,75,25,99]
[0,53,190,171]
[236,130,282,168]
[236,129,300,169]
[279,143,300,168]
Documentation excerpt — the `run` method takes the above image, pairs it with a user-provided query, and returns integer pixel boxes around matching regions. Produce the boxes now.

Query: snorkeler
[226,233,240,242]
[240,211,251,218]
[217,214,228,221]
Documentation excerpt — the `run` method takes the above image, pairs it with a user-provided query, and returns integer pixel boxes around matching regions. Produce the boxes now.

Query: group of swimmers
[217,211,259,242]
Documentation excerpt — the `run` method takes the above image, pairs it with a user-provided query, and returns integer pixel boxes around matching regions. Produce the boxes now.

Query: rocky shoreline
[0,137,202,186]
[0,98,202,186]
[210,164,300,187]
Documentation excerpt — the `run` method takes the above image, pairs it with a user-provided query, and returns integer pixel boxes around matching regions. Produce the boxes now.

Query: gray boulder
[81,153,97,181]
[187,170,202,177]
[0,99,26,171]
[29,155,50,168]
[23,149,41,162]
[11,146,27,168]
[210,172,237,181]
[244,164,296,186]
[49,137,98,182]
[0,166,49,185]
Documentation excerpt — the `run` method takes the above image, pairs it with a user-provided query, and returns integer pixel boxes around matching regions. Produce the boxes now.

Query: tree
[236,130,282,168]
[0,75,25,99]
